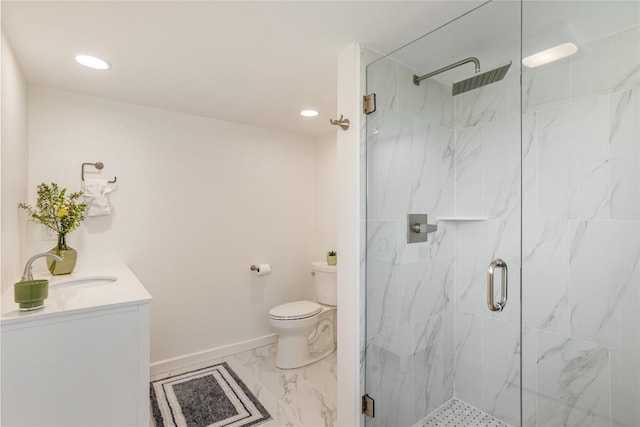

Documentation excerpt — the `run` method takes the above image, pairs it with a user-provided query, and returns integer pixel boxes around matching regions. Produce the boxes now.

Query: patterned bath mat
[150,361,271,427]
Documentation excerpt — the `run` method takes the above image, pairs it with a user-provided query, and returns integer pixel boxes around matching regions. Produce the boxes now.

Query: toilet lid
[269,301,322,320]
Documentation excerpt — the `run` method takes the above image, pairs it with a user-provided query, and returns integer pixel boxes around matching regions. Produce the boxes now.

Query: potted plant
[19,183,87,275]
[327,250,337,266]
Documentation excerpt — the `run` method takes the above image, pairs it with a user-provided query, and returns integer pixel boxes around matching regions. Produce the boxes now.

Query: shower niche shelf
[436,216,488,221]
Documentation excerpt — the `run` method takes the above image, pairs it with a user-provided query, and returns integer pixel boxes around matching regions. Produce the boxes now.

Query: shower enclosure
[363,1,640,426]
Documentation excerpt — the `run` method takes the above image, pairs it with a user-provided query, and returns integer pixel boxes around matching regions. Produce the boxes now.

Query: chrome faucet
[21,253,63,282]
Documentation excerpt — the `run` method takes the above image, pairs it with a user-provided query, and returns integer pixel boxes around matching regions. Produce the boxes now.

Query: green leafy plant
[19,183,86,249]
[327,250,337,256]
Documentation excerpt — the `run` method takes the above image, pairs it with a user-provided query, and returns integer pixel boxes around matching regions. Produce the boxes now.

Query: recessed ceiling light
[522,42,577,68]
[300,110,319,117]
[74,54,110,70]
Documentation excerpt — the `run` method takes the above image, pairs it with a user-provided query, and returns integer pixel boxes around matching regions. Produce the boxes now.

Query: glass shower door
[363,1,522,426]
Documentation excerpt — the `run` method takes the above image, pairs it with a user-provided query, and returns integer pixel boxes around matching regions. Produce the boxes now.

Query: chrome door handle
[487,258,508,312]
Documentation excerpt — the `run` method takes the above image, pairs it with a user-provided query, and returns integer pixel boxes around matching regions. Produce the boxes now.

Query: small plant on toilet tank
[326,250,337,266]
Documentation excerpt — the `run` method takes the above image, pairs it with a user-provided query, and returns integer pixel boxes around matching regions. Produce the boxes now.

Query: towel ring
[81,162,117,183]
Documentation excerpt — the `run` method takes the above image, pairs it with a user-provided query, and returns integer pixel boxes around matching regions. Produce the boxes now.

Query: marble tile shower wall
[450,51,522,427]
[520,25,640,427]
[363,24,640,427]
[365,56,457,427]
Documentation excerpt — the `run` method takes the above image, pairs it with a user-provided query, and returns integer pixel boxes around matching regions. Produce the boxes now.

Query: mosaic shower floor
[418,399,511,427]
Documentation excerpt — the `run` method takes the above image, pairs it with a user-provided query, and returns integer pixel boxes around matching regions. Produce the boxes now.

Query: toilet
[268,261,337,369]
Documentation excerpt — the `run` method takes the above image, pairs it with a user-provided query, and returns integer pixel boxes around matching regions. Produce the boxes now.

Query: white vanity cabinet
[1,265,151,427]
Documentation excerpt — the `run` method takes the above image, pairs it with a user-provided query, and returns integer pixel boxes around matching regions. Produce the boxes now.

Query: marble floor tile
[282,388,338,427]
[151,344,337,427]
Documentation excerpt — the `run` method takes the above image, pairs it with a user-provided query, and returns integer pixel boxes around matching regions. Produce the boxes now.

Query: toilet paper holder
[250,264,271,276]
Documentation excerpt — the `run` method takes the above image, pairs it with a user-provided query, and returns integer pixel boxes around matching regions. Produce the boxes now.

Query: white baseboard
[150,333,278,376]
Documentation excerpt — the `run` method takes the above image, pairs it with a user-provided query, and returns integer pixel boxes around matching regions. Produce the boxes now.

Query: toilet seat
[269,300,322,320]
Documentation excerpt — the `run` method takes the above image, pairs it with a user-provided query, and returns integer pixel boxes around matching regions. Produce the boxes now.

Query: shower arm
[413,57,480,86]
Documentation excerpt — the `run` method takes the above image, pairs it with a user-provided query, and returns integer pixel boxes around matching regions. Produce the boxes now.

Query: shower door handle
[487,258,508,312]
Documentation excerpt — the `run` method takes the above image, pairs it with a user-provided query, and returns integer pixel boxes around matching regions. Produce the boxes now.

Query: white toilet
[268,261,337,369]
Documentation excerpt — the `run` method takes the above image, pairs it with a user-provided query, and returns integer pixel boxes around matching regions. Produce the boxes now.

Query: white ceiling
[1,0,482,137]
[387,0,639,86]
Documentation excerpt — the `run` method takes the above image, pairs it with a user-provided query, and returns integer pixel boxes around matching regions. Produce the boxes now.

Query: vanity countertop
[1,264,151,326]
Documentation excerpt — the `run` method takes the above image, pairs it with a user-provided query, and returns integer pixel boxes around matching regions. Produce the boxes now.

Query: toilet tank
[312,261,337,306]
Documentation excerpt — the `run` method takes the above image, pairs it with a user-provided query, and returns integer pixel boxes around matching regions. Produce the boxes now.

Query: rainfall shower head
[452,61,512,96]
[413,57,512,96]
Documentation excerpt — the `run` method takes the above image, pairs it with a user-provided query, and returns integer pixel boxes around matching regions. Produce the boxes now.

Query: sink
[49,275,118,288]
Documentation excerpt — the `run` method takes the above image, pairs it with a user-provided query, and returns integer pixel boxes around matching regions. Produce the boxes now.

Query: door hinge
[363,93,376,115]
[362,394,375,418]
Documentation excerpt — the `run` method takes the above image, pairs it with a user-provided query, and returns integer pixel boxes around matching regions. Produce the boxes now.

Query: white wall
[26,85,333,364]
[1,33,29,293]
[314,132,337,260]
[336,42,361,427]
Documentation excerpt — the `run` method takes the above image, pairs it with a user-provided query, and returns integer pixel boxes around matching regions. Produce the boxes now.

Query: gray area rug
[150,361,271,427]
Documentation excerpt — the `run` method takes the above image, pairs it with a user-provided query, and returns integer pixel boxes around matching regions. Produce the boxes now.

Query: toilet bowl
[268,262,336,369]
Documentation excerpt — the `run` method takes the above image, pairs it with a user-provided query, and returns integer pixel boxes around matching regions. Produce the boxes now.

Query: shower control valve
[411,223,437,234]
[407,213,438,243]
